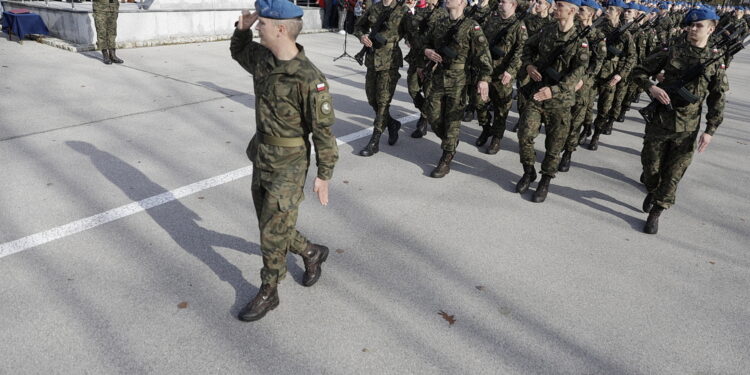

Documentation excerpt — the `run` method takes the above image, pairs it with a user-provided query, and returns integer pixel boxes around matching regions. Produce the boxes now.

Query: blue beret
[683,8,719,23]
[581,0,599,9]
[657,2,668,9]
[557,0,582,7]
[255,0,303,19]
[605,0,627,9]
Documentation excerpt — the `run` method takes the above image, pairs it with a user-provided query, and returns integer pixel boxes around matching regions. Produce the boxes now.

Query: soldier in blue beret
[230,1,340,321]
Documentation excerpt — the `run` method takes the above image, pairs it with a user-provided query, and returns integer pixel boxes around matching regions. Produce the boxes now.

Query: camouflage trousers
[251,167,310,286]
[365,68,401,132]
[406,64,426,112]
[609,77,632,119]
[518,100,571,177]
[641,127,697,210]
[93,1,119,50]
[583,82,597,127]
[424,78,465,152]
[476,79,513,138]
[593,80,619,130]
[616,81,643,118]
[565,80,595,152]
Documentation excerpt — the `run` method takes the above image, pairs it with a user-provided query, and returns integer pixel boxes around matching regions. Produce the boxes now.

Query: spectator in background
[320,0,339,29]
[337,0,348,34]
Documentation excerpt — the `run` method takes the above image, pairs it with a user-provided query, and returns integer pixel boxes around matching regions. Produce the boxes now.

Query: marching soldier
[230,2,339,321]
[93,0,123,65]
[631,7,727,234]
[462,0,496,123]
[611,3,648,124]
[354,0,409,156]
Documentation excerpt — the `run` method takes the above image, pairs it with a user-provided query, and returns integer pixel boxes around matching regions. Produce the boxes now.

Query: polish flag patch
[720,63,726,69]
[581,42,589,48]
[474,25,481,31]
[521,25,526,30]
[316,82,327,92]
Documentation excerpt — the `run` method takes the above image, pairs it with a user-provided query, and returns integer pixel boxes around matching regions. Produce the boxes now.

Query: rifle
[354,0,406,66]
[488,10,530,59]
[591,12,646,57]
[639,39,747,124]
[420,14,471,93]
[518,17,604,98]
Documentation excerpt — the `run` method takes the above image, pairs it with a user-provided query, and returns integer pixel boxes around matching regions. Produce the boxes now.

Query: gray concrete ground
[1,30,749,374]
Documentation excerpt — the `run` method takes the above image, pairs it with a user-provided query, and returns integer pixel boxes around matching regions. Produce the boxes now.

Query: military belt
[447,63,465,70]
[257,132,305,147]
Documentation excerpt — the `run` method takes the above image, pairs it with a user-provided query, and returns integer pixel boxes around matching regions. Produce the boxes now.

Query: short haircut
[275,17,303,40]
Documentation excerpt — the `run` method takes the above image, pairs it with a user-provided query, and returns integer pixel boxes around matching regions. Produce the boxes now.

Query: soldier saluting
[230,0,339,321]
[631,7,728,234]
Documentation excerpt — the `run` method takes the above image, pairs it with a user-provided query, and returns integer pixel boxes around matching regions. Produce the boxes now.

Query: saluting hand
[237,10,258,30]
[477,81,489,102]
[313,177,330,206]
[649,85,670,105]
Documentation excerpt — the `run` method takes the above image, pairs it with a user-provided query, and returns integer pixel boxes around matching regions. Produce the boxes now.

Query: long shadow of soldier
[552,184,643,230]
[65,141,294,316]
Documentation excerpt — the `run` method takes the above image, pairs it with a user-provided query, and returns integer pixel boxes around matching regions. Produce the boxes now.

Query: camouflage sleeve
[588,38,607,77]
[230,28,268,76]
[631,47,669,92]
[616,32,637,78]
[704,64,727,136]
[305,79,339,180]
[521,30,541,70]
[506,22,528,78]
[550,39,589,98]
[354,7,373,39]
[471,23,494,82]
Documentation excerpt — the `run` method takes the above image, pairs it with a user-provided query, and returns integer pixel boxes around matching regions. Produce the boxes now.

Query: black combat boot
[642,193,654,213]
[643,206,664,234]
[558,150,572,172]
[300,243,329,287]
[387,117,401,145]
[510,121,520,133]
[486,136,502,155]
[515,165,537,193]
[615,112,626,122]
[102,49,112,65]
[110,49,124,64]
[430,150,455,178]
[588,129,601,151]
[462,107,474,122]
[359,131,381,156]
[475,126,491,146]
[238,283,279,322]
[603,117,614,135]
[639,172,646,184]
[411,115,428,138]
[532,174,552,203]
[578,123,592,145]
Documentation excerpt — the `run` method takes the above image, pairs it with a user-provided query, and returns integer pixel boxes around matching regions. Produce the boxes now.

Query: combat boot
[558,150,572,172]
[359,131,381,156]
[430,150,455,178]
[462,107,474,122]
[578,123,592,145]
[387,117,401,145]
[603,118,614,135]
[642,193,654,213]
[510,121,520,133]
[588,129,601,151]
[515,165,537,193]
[475,126,491,146]
[110,49,124,64]
[411,115,428,138]
[238,283,279,322]
[615,112,626,122]
[102,49,112,65]
[643,206,664,234]
[486,136,502,155]
[532,174,552,203]
[300,243,329,287]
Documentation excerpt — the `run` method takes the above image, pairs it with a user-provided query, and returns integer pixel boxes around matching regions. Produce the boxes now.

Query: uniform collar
[269,44,307,75]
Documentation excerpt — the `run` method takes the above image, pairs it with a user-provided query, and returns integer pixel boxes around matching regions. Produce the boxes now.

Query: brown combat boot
[486,136,502,155]
[558,150,572,172]
[644,206,664,234]
[430,150,455,178]
[359,131,381,156]
[102,49,112,65]
[110,49,124,64]
[300,243,329,287]
[411,116,428,138]
[532,174,552,203]
[238,283,279,322]
[515,165,537,193]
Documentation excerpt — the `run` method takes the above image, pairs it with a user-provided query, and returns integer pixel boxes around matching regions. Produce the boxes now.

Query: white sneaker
[338,30,346,35]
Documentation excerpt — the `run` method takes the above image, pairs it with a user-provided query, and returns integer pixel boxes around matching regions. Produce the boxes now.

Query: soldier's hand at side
[501,71,513,86]
[425,49,442,63]
[237,10,258,30]
[575,79,584,92]
[527,65,542,82]
[313,178,329,206]
[649,85,670,105]
[697,133,712,153]
[533,87,552,101]
[361,35,373,47]
[608,74,622,87]
[656,71,665,83]
[477,81,489,102]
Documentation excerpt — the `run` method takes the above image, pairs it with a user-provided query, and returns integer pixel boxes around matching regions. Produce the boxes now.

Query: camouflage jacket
[631,27,650,63]
[230,29,338,180]
[423,14,494,85]
[523,13,553,36]
[522,22,590,108]
[465,3,494,26]
[631,41,727,135]
[482,13,527,79]
[594,20,636,80]
[584,24,607,82]
[354,1,409,71]
[404,6,448,65]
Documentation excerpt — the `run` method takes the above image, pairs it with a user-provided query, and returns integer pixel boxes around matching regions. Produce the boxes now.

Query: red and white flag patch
[474,25,481,31]
[720,63,726,69]
[316,82,327,92]
[581,42,589,48]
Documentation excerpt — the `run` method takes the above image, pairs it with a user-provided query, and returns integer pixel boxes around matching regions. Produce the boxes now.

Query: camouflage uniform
[631,41,726,209]
[518,23,589,176]
[612,24,649,121]
[423,14,493,152]
[567,24,606,152]
[476,13,527,143]
[591,20,636,135]
[514,13,554,128]
[463,4,495,118]
[93,0,119,50]
[404,6,448,114]
[230,28,339,286]
[354,1,408,133]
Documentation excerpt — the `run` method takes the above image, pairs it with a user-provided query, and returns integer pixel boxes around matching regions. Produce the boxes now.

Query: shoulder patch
[521,25,526,30]
[316,82,327,92]
[474,25,481,31]
[581,42,589,48]
[320,101,332,114]
[720,63,726,69]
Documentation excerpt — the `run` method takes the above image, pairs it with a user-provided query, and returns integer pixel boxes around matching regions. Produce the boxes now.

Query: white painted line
[0,114,420,259]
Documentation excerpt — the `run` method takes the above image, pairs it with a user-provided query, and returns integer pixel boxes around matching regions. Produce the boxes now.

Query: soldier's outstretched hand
[697,133,712,153]
[648,85,671,105]
[477,81,489,102]
[313,177,330,206]
[237,10,259,30]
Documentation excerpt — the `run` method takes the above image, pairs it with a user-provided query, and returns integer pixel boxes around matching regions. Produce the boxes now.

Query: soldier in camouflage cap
[631,7,727,234]
[230,1,339,321]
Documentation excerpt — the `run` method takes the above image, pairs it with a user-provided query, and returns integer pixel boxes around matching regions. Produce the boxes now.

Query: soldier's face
[498,0,517,16]
[446,0,465,11]
[605,6,622,22]
[578,5,594,20]
[255,17,277,46]
[534,0,550,14]
[553,2,577,21]
[624,8,637,21]
[687,20,715,44]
